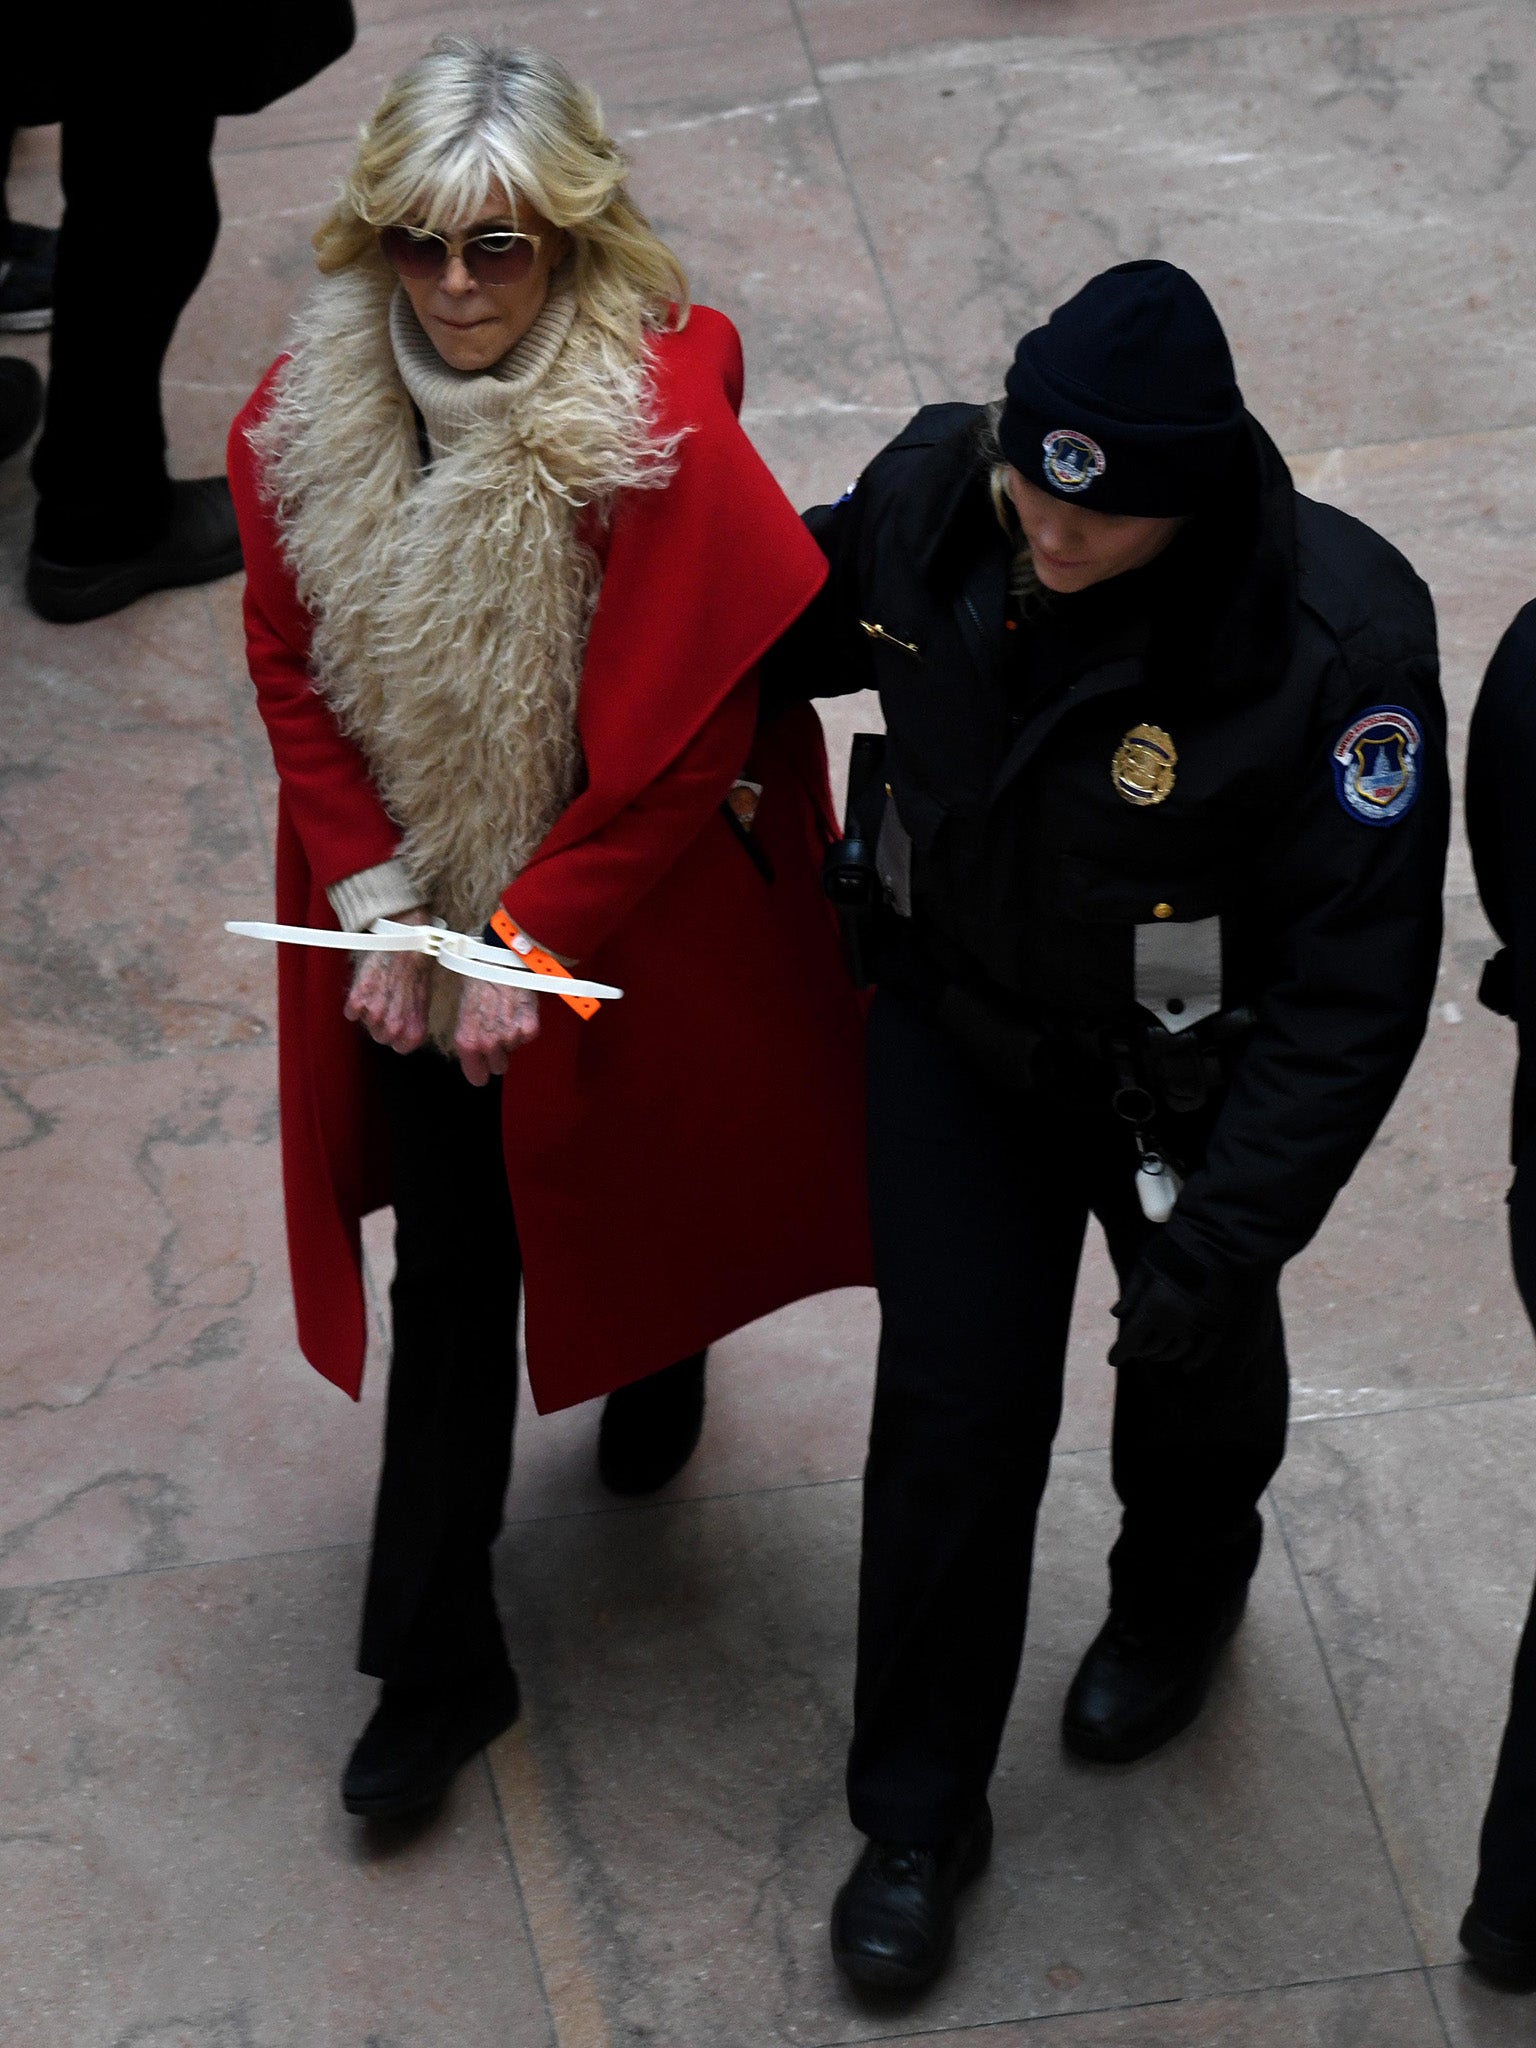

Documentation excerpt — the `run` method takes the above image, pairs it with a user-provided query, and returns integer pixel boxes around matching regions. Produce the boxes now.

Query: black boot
[341,1666,521,1820]
[831,1803,992,1992]
[1461,1900,1536,1990]
[597,1350,707,1495]
[0,359,42,462]
[27,474,243,623]
[1062,1591,1247,1764]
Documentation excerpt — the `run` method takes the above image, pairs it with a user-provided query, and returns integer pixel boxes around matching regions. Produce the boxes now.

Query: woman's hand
[343,906,433,1054]
[454,975,541,1085]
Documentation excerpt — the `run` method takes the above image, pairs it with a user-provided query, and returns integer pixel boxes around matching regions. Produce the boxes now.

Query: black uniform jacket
[767,403,1449,1280]
[1467,600,1536,1161]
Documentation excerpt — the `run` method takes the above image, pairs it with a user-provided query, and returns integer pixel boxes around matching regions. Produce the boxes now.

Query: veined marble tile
[0,1049,385,1587]
[1271,1396,1536,1964]
[221,1,815,157]
[622,90,914,421]
[799,0,1429,68]
[489,1459,1413,2045]
[860,1968,1445,2045]
[1434,1959,1536,2044]
[0,597,274,1073]
[819,5,1536,453]
[0,1548,552,2048]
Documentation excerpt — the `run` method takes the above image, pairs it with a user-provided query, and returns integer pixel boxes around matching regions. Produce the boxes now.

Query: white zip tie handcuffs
[225,917,623,1001]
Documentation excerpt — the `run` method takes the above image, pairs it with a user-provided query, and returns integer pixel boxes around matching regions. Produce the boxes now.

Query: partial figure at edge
[1462,599,1536,1990]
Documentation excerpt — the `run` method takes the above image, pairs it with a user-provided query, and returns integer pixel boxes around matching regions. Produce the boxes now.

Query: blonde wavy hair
[979,399,1042,606]
[313,37,690,351]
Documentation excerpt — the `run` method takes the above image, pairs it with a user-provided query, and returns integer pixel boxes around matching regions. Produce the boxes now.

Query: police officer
[1461,601,1536,1989]
[765,261,1448,1990]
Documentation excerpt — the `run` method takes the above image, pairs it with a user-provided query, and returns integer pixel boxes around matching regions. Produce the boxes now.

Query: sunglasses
[378,223,543,288]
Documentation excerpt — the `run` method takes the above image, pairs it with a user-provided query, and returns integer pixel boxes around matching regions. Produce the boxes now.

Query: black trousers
[357,1042,522,1687]
[22,105,221,562]
[849,990,1290,1843]
[1472,1143,1536,1926]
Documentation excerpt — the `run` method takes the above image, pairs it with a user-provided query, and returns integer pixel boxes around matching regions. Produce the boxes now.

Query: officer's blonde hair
[980,401,1041,605]
[313,37,690,351]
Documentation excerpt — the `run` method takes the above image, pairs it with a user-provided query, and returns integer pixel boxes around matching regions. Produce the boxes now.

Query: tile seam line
[809,0,1492,81]
[1290,1384,1536,1429]
[754,0,928,413]
[1263,1478,1451,2041]
[4,1391,1532,1602]
[480,1748,565,2048]
[810,1960,1438,2048]
[195,0,1513,163]
[0,1474,868,1595]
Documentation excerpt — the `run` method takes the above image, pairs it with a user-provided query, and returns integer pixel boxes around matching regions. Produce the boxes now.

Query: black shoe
[0,255,51,333]
[1461,1900,1536,1990]
[831,1804,992,1993]
[1062,1591,1247,1764]
[0,359,43,462]
[597,1349,707,1495]
[340,1667,521,1820]
[27,475,244,623]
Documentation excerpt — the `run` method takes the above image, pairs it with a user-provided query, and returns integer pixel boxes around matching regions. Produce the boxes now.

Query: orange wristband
[488,908,601,1021]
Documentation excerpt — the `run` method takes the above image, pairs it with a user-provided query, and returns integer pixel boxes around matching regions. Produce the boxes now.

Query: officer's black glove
[1109,1235,1255,1375]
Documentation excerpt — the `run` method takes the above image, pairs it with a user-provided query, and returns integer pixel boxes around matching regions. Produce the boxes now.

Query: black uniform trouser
[849,990,1290,1844]
[357,1041,521,1688]
[27,103,221,563]
[1472,1141,1536,1927]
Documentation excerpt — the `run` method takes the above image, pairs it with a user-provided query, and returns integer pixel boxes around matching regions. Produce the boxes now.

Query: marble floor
[3,1,1536,2042]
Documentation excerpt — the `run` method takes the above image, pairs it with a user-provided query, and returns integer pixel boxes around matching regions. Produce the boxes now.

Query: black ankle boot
[341,1666,520,1819]
[831,1804,992,1992]
[1461,1899,1536,1989]
[27,475,244,623]
[597,1350,707,1495]
[1062,1592,1247,1764]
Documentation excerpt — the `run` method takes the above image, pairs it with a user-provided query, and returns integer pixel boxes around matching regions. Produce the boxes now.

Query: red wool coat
[228,305,871,1410]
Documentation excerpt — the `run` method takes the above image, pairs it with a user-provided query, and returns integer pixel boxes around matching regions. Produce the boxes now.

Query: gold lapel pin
[860,620,921,659]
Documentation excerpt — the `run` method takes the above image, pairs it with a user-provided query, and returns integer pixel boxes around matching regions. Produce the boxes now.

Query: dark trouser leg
[848,993,1088,1844]
[1099,1186,1289,1631]
[1472,1147,1536,1925]
[31,104,219,563]
[358,1043,522,1687]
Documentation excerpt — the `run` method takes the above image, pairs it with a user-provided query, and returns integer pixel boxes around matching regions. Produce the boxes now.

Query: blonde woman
[228,38,868,1818]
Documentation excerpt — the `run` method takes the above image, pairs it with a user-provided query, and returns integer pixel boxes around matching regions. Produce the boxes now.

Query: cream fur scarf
[250,265,678,1031]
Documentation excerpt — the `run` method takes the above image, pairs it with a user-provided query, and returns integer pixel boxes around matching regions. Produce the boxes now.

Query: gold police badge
[1112,723,1177,807]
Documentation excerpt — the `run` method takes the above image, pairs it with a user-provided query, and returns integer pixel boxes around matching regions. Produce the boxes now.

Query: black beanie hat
[998,260,1245,518]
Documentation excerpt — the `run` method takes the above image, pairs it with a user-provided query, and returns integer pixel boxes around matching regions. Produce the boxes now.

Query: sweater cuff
[326,858,423,933]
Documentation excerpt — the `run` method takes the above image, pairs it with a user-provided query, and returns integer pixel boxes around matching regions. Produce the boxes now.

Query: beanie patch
[1042,428,1107,495]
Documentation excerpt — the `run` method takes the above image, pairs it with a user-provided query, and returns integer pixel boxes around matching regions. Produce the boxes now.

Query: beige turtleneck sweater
[325,282,580,934]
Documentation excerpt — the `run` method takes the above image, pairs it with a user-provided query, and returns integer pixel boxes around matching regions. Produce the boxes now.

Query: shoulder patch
[1331,705,1423,826]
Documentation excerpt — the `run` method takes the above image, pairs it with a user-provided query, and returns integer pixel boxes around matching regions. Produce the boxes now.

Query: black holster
[823,732,891,986]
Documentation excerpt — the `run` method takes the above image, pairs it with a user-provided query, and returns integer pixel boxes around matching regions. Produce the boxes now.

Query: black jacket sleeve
[1165,595,1449,1276]
[1466,602,1536,950]
[757,488,880,719]
[1466,599,1536,1155]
